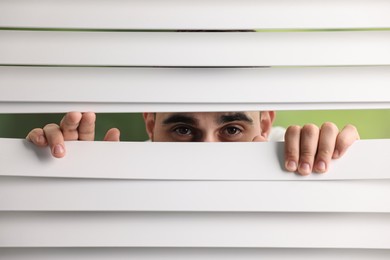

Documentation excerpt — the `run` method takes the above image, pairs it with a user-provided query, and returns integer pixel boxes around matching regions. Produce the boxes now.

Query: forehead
[156,111,260,124]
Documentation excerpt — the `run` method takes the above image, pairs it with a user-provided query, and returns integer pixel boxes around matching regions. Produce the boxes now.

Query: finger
[333,124,360,159]
[103,128,121,142]
[26,128,48,147]
[60,112,82,140]
[252,135,267,142]
[42,123,66,158]
[284,125,301,172]
[77,112,96,141]
[314,122,339,173]
[298,124,320,175]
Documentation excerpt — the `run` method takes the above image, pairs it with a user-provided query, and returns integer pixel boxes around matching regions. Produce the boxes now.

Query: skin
[26,111,360,176]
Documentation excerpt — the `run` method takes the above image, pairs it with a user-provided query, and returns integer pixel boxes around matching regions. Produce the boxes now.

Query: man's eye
[224,126,242,136]
[174,127,193,136]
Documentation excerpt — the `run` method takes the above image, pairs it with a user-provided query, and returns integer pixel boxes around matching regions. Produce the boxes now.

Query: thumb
[333,124,359,159]
[252,135,267,142]
[103,128,120,141]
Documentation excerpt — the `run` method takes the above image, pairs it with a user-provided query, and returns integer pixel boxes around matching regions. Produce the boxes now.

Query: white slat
[0,0,389,29]
[1,66,389,113]
[1,0,388,257]
[1,248,389,260]
[1,176,390,213]
[1,138,389,180]
[1,30,390,66]
[1,212,390,248]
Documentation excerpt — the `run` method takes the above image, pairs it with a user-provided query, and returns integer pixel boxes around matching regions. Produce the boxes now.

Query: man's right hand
[26,112,120,158]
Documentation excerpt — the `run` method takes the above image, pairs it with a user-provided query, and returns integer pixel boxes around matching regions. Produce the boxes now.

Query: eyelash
[222,126,243,136]
[171,124,244,140]
[172,125,195,136]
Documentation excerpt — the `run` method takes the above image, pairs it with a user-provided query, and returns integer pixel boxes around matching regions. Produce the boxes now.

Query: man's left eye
[223,126,242,135]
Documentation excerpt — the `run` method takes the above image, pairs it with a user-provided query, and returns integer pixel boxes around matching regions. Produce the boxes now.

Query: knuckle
[27,128,48,146]
[302,124,319,137]
[303,123,318,131]
[82,112,96,122]
[78,130,94,137]
[285,125,301,140]
[43,123,60,131]
[344,124,360,139]
[285,147,299,159]
[26,129,38,141]
[30,128,43,134]
[285,156,296,163]
[300,150,315,158]
[317,149,333,159]
[286,125,301,134]
[68,112,82,121]
[344,123,357,131]
[287,125,301,131]
[321,121,338,131]
[336,138,349,149]
[63,112,82,126]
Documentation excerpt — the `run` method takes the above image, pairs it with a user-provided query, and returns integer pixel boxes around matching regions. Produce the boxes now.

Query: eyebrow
[217,112,254,125]
[162,114,198,125]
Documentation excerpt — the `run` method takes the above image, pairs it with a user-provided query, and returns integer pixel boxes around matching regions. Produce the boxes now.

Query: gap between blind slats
[1,248,389,260]
[0,0,389,29]
[1,31,390,66]
[1,212,390,248]
[1,66,389,112]
[1,138,389,180]
[1,176,390,213]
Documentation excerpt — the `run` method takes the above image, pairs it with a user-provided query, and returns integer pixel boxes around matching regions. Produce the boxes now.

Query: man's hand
[26,112,120,158]
[284,122,359,176]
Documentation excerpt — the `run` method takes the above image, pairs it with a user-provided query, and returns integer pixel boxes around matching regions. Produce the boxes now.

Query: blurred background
[0,110,389,140]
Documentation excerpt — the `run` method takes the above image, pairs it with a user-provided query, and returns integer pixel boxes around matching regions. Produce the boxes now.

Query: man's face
[143,111,274,142]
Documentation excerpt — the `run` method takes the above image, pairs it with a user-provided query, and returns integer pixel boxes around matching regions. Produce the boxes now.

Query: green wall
[0,110,389,140]
[275,110,390,139]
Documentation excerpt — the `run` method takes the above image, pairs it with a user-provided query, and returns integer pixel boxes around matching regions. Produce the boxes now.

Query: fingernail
[316,161,326,172]
[333,149,340,158]
[286,161,297,171]
[299,163,311,175]
[53,144,64,155]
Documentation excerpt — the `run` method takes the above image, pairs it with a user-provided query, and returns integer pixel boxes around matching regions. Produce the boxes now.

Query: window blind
[0,0,389,259]
[1,248,390,260]
[1,31,390,66]
[1,66,389,112]
[0,0,389,29]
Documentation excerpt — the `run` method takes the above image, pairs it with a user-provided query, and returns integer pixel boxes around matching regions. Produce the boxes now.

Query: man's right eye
[174,126,193,136]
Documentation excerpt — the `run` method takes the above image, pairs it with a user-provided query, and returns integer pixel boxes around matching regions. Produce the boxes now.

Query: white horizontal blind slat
[1,31,390,66]
[1,248,390,260]
[1,1,388,256]
[1,176,390,213]
[1,212,390,248]
[0,0,389,29]
[1,66,389,112]
[1,138,389,180]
